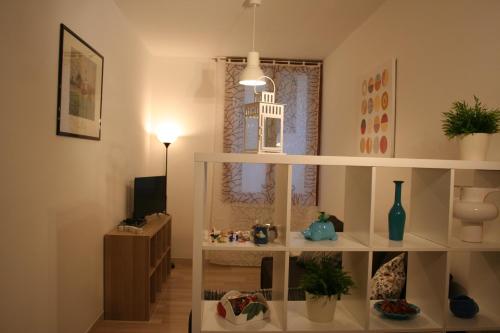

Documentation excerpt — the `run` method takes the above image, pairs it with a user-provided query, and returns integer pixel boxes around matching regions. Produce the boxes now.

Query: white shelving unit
[192,153,500,333]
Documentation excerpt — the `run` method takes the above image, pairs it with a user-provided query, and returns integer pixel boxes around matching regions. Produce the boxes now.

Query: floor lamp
[162,141,171,195]
[156,128,178,269]
[156,130,178,207]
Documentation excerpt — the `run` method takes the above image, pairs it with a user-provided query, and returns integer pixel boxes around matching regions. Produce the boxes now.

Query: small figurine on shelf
[239,230,251,242]
[252,224,269,245]
[265,224,278,242]
[209,228,220,243]
[228,230,240,242]
[218,230,228,243]
[302,212,338,241]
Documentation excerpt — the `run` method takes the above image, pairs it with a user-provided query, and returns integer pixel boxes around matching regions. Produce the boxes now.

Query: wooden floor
[90,259,260,333]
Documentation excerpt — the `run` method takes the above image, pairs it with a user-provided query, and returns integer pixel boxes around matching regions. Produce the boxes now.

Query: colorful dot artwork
[368,78,374,93]
[381,113,389,132]
[374,95,380,112]
[381,91,389,110]
[380,136,388,154]
[375,73,381,91]
[373,136,380,154]
[382,69,389,87]
[358,60,395,156]
[366,137,372,154]
[374,115,380,133]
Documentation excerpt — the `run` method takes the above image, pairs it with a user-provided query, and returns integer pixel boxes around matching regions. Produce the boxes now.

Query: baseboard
[84,311,103,333]
[171,257,192,264]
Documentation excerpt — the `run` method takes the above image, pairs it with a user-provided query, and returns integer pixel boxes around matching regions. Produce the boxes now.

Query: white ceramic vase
[453,187,500,243]
[459,133,490,161]
[305,292,337,322]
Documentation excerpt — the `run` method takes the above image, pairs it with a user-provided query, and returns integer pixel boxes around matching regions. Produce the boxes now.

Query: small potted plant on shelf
[442,95,500,160]
[300,256,355,322]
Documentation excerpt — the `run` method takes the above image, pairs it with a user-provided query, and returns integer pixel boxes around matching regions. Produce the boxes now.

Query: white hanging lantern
[243,77,285,154]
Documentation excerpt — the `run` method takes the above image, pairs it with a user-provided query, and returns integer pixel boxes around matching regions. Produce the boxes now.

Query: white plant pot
[459,133,490,161]
[305,292,337,322]
[453,187,500,242]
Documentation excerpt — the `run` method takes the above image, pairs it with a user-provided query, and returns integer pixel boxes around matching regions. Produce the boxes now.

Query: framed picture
[56,24,104,140]
[357,59,397,157]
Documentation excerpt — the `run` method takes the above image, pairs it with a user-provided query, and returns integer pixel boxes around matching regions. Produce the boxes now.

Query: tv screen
[133,176,166,219]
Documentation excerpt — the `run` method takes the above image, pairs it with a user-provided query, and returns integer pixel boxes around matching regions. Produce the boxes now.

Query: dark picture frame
[56,24,104,140]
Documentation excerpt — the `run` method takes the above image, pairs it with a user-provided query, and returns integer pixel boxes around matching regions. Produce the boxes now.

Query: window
[222,60,321,206]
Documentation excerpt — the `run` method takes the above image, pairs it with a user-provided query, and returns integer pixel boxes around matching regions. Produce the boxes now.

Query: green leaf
[318,211,330,223]
[242,302,266,321]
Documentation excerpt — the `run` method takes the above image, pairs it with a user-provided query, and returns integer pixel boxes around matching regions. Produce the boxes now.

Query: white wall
[0,1,158,333]
[320,0,500,218]
[322,0,500,159]
[149,57,217,258]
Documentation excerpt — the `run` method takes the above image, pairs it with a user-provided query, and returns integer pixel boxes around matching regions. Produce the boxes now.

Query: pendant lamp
[239,0,266,86]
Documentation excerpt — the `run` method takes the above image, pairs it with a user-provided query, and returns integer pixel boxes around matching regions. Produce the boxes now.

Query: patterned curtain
[222,62,321,206]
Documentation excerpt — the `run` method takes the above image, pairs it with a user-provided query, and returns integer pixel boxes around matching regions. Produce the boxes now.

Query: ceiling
[114,0,385,59]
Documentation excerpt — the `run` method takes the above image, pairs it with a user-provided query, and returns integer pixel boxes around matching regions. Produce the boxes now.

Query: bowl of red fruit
[374,299,420,320]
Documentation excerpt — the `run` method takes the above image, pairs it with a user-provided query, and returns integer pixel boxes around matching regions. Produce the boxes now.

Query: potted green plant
[300,256,355,322]
[442,95,500,160]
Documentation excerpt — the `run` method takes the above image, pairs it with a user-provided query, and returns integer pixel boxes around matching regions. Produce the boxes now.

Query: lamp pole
[156,125,179,272]
[161,141,174,271]
[164,142,170,214]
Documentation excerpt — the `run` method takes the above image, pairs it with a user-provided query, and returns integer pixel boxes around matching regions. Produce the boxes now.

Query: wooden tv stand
[104,213,172,321]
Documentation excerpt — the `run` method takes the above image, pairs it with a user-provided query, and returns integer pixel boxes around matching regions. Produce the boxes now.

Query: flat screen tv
[133,176,166,219]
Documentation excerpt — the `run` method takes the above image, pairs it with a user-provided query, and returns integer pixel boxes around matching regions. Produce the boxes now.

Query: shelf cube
[200,250,286,332]
[369,251,447,331]
[286,251,369,331]
[448,251,500,331]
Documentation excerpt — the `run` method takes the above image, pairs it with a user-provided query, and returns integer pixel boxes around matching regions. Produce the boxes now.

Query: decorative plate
[217,290,270,325]
[374,300,420,320]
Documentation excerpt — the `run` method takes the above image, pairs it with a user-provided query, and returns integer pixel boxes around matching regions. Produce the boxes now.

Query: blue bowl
[450,295,479,318]
[374,300,420,320]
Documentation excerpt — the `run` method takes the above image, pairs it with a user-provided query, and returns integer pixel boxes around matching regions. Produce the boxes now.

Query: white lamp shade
[156,123,180,144]
[239,51,266,86]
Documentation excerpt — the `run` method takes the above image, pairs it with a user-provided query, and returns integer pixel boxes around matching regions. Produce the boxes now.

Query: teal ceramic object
[388,180,406,241]
[302,212,338,241]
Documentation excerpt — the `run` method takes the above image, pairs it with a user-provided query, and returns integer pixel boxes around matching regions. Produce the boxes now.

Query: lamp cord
[252,4,256,51]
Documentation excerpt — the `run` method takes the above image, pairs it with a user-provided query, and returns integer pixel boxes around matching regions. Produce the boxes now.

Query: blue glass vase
[388,180,406,241]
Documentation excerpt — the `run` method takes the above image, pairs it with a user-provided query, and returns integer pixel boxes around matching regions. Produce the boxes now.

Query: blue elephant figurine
[302,212,338,241]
